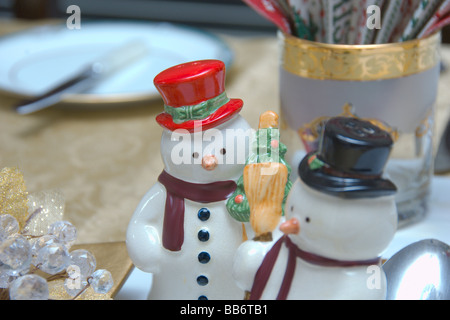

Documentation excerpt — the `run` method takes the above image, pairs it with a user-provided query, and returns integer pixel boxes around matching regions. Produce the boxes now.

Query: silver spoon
[383,239,450,300]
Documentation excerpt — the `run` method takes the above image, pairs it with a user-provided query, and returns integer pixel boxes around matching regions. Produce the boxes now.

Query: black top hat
[299,117,397,199]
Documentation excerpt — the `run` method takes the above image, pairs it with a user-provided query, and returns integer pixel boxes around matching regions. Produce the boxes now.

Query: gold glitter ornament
[22,189,65,236]
[0,167,29,229]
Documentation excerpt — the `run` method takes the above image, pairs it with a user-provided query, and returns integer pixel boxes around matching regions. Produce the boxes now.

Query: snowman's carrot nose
[202,155,218,171]
[280,218,300,235]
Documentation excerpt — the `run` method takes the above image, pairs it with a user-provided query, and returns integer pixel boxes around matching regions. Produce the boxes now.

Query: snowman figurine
[127,60,252,300]
[233,117,398,300]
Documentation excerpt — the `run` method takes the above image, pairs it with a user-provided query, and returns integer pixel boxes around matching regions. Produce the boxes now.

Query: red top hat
[154,60,243,132]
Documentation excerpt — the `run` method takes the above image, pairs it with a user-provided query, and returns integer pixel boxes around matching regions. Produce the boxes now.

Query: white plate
[0,21,233,107]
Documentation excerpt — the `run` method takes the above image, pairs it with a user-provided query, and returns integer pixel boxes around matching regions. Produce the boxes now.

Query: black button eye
[305,217,311,223]
[220,148,226,155]
[192,152,199,159]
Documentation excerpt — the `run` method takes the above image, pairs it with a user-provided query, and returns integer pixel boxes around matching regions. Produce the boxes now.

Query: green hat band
[164,92,230,124]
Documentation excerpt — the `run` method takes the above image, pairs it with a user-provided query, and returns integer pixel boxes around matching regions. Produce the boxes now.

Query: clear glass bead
[0,234,32,276]
[64,277,88,298]
[9,274,49,300]
[47,221,77,248]
[90,269,113,294]
[0,214,20,240]
[30,234,58,265]
[35,243,70,275]
[0,271,15,288]
[69,249,96,280]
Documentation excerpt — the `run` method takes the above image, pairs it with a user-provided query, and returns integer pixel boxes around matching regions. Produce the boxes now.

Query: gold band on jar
[279,32,441,81]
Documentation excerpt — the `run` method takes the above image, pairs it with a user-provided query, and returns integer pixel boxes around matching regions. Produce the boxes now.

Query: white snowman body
[127,115,252,300]
[233,178,397,300]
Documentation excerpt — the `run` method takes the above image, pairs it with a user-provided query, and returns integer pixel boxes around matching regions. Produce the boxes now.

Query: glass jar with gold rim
[278,31,441,228]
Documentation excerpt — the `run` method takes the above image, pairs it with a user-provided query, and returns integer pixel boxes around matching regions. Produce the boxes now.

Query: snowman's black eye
[220,148,226,155]
[305,217,311,223]
[192,152,199,159]
[290,206,294,212]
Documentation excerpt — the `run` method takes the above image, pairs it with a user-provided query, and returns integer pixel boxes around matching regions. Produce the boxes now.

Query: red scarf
[158,171,237,252]
[249,236,381,300]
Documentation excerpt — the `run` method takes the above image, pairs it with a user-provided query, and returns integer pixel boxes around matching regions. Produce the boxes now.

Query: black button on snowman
[197,208,211,299]
[233,116,399,300]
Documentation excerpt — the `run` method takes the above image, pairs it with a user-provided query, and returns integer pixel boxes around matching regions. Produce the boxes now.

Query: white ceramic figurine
[233,116,398,300]
[127,60,252,300]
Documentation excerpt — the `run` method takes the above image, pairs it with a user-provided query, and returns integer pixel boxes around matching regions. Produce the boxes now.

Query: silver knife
[14,40,148,115]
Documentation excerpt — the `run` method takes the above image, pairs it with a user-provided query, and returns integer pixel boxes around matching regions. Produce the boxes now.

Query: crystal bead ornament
[90,269,114,294]
[63,252,113,298]
[69,249,96,280]
[35,243,70,275]
[0,234,32,276]
[47,221,77,248]
[30,234,58,265]
[0,272,15,289]
[64,277,88,298]
[0,167,114,300]
[9,274,49,300]
[0,214,20,241]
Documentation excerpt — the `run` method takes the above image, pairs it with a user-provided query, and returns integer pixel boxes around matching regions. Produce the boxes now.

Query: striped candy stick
[323,0,354,43]
[400,0,445,41]
[288,0,315,40]
[374,0,403,43]
[351,0,385,44]
[387,0,422,42]
[348,0,363,44]
[420,11,450,37]
[418,0,450,37]
[242,0,293,34]
[307,0,326,42]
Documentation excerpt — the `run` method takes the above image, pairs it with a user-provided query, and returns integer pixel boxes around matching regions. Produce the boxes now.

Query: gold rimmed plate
[0,20,233,109]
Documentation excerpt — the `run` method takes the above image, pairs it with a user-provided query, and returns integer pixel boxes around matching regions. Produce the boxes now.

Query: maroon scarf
[158,171,237,252]
[249,235,381,300]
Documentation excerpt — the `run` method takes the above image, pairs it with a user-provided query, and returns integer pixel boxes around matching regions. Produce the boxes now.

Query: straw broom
[243,111,288,242]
